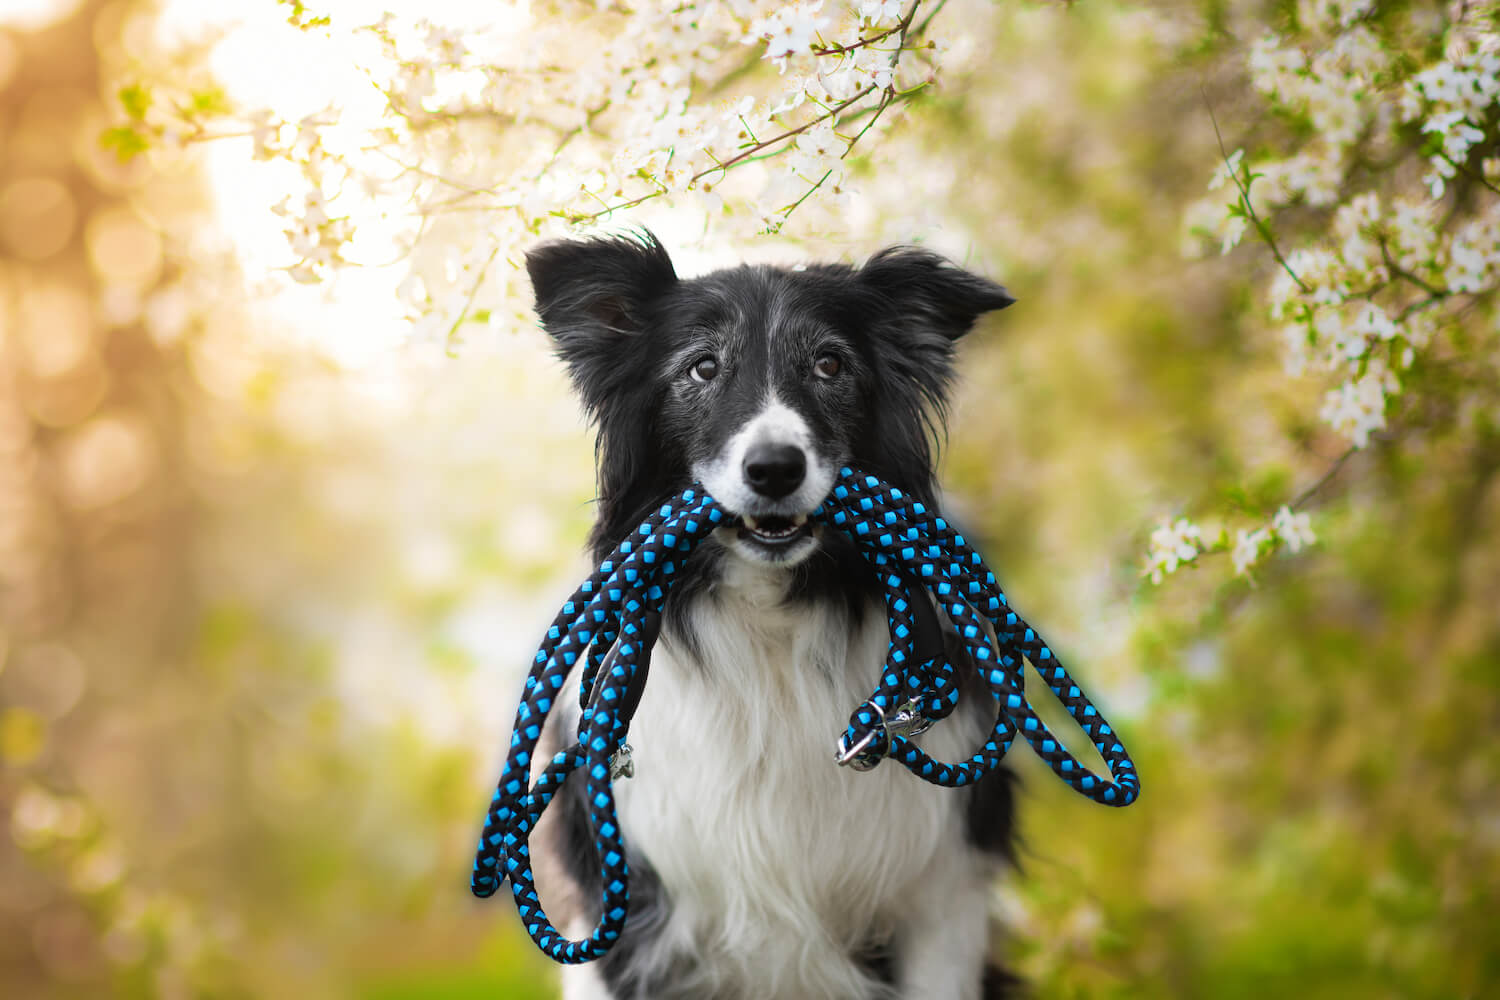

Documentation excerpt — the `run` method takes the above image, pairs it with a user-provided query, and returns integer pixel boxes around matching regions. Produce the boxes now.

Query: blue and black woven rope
[471,468,1139,964]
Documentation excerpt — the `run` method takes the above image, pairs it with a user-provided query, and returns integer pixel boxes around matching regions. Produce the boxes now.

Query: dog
[522,232,1019,1000]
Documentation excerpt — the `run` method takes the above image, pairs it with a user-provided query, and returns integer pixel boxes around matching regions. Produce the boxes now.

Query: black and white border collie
[524,232,1019,1000]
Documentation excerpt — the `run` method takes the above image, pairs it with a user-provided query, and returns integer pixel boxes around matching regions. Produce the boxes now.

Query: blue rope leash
[471,467,1139,964]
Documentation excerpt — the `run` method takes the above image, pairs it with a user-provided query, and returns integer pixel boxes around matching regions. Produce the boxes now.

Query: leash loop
[471,469,1139,964]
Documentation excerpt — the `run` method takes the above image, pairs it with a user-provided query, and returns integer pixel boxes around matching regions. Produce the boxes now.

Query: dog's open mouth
[737,513,812,547]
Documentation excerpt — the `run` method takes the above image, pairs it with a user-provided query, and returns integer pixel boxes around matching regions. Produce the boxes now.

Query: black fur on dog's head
[526,231,1014,564]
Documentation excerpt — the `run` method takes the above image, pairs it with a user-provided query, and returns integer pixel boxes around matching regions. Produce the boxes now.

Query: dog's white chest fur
[578,555,989,1000]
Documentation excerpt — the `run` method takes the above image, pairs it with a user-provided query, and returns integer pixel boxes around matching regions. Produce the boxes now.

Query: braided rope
[471,468,1139,964]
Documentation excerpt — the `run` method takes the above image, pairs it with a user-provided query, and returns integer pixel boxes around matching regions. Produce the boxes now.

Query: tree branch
[1290,446,1358,511]
[1204,93,1308,293]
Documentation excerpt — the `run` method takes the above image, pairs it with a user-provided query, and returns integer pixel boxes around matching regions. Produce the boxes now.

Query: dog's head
[527,232,1013,566]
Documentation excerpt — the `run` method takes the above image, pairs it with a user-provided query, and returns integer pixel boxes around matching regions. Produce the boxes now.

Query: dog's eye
[813,354,842,380]
[690,356,719,383]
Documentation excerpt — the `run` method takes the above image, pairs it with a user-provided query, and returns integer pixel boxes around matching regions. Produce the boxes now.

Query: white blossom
[1319,365,1399,447]
[1271,506,1316,553]
[247,109,280,160]
[1296,0,1375,34]
[1144,518,1203,584]
[749,2,830,68]
[1444,213,1500,294]
[1257,149,1346,208]
[1329,25,1387,78]
[122,1,947,304]
[1232,526,1271,577]
[1174,5,1497,583]
[1221,213,1249,255]
[1208,149,1244,192]
[1388,197,1438,271]
[788,120,848,179]
[1248,36,1305,98]
[1333,191,1380,239]
[855,0,904,24]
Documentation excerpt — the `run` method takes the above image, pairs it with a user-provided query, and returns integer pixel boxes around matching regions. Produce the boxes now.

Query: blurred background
[1,0,1496,997]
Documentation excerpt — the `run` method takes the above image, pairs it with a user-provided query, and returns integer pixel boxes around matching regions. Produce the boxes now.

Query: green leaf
[100,125,151,162]
[119,83,152,120]
[189,86,232,117]
[276,0,333,29]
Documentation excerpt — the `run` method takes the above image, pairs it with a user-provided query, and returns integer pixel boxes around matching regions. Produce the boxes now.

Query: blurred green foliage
[1,0,1495,998]
[923,3,1500,998]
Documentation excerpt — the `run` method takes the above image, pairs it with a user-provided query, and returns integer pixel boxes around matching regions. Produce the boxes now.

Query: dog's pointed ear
[859,246,1014,341]
[525,231,678,345]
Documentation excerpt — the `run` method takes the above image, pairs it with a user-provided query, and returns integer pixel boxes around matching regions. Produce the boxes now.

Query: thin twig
[780,167,835,218]
[811,16,910,57]
[709,87,877,176]
[567,85,880,224]
[1203,92,1309,293]
[1397,291,1448,322]
[1290,446,1358,510]
[1378,238,1444,298]
[912,0,948,37]
[445,245,501,349]
[845,91,897,147]
[1440,150,1500,198]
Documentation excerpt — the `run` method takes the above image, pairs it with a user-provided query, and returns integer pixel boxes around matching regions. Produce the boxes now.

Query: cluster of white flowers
[123,1,945,350]
[1271,505,1316,553]
[1228,505,1317,578]
[1296,0,1376,33]
[1404,47,1500,198]
[271,189,353,284]
[855,0,905,22]
[749,2,832,67]
[1445,210,1500,294]
[1143,503,1320,583]
[1143,518,1203,584]
[1230,526,1271,578]
[1319,364,1401,447]
[1165,4,1500,585]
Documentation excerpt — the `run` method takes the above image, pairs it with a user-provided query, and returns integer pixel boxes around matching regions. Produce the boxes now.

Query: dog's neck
[714,550,809,611]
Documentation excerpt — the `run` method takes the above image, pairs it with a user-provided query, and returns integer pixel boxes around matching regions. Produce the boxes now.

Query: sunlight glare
[0,0,83,32]
[151,0,533,369]
[147,0,756,368]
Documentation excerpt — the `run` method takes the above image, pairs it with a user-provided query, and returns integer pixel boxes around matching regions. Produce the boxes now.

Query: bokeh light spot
[25,360,109,429]
[15,88,93,171]
[55,411,156,510]
[0,706,46,765]
[0,0,83,32]
[0,177,77,261]
[84,205,162,288]
[2,642,86,720]
[18,281,93,378]
[32,906,105,981]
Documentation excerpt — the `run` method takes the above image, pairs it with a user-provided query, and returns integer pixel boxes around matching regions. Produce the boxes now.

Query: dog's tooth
[744,515,760,530]
[791,514,808,527]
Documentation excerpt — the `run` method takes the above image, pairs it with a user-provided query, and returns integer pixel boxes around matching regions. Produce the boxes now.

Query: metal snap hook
[834,729,880,770]
[609,744,635,780]
[835,700,886,770]
[888,701,933,740]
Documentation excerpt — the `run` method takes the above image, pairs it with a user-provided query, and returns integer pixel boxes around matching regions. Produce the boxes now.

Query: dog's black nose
[743,444,806,498]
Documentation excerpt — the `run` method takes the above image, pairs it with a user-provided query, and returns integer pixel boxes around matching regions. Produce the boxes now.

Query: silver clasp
[834,700,932,771]
[834,727,881,770]
[888,702,933,740]
[609,744,635,780]
[835,701,886,771]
